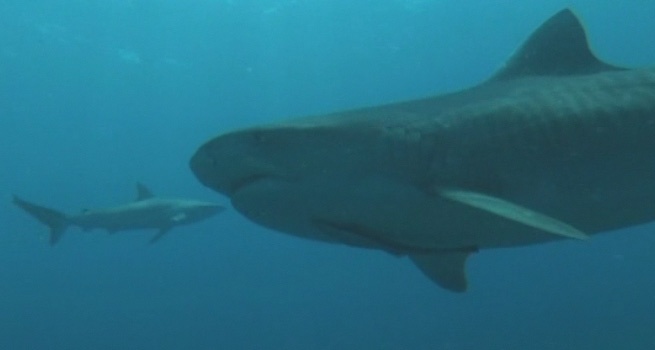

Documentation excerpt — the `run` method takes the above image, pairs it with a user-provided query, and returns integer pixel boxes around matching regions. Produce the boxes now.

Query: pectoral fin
[440,189,588,240]
[410,250,474,293]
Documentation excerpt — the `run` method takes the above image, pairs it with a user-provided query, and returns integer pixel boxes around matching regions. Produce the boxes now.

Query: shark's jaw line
[229,174,274,195]
[228,169,300,198]
[222,153,298,197]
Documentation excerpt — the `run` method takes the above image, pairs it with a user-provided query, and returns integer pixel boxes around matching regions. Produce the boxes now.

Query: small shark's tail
[12,195,69,245]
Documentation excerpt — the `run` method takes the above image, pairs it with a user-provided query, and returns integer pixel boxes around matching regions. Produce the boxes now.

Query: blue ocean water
[2,0,655,349]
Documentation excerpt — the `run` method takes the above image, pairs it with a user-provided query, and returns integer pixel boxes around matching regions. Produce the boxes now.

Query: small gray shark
[13,183,225,245]
[189,10,655,292]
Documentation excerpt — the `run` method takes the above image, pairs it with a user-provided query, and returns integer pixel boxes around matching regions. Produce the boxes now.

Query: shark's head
[189,119,407,237]
[191,121,386,197]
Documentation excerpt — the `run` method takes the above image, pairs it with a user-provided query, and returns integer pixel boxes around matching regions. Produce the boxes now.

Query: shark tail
[12,195,69,245]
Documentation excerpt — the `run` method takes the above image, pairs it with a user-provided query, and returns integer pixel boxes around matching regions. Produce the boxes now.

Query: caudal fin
[12,195,69,245]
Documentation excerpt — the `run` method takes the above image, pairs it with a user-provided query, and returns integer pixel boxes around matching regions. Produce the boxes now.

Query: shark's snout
[190,131,290,198]
[190,142,224,194]
[190,132,249,196]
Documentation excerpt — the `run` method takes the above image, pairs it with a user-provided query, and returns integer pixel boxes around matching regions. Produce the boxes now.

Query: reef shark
[189,9,655,292]
[13,183,225,245]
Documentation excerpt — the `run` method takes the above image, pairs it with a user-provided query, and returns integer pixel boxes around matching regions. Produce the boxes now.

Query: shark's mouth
[228,169,298,196]
[228,174,274,194]
[190,142,293,197]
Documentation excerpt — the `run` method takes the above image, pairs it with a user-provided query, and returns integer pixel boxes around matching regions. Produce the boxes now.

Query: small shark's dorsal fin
[410,250,475,293]
[492,9,622,81]
[136,182,154,201]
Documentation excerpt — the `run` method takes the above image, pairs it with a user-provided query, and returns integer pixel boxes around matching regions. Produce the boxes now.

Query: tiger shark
[189,9,655,292]
[13,183,225,245]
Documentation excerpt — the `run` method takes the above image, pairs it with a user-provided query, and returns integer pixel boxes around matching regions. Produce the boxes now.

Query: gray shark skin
[189,9,655,292]
[13,183,225,245]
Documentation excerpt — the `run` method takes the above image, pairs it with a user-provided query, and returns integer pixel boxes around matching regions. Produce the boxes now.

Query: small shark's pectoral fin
[136,182,155,201]
[49,227,65,246]
[149,228,170,244]
[410,250,475,293]
[440,189,588,240]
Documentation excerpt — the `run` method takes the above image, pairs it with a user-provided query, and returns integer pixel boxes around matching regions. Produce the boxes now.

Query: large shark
[13,183,225,245]
[189,10,655,292]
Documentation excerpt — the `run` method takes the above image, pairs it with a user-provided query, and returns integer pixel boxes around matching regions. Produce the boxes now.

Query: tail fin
[12,195,69,245]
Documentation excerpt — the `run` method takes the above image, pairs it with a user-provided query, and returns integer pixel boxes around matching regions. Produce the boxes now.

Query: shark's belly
[231,172,566,253]
[232,151,655,253]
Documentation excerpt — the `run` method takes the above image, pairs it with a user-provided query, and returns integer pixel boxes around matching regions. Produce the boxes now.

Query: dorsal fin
[136,182,154,200]
[492,9,622,81]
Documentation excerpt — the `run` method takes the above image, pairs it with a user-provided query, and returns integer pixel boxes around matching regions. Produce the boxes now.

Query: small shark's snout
[196,202,226,218]
[177,201,226,225]
[210,203,225,214]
